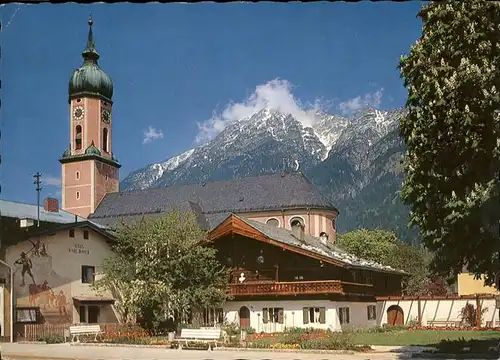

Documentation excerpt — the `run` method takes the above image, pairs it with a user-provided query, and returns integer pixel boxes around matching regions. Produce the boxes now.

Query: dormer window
[290,217,305,240]
[266,218,280,227]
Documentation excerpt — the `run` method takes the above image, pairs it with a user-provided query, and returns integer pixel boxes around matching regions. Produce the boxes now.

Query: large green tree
[399,0,500,283]
[94,210,229,330]
[337,229,448,295]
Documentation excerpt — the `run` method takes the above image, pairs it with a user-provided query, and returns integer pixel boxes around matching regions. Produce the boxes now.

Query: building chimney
[43,198,59,213]
[291,224,305,241]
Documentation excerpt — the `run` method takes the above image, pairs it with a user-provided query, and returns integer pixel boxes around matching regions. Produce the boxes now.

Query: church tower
[60,17,121,218]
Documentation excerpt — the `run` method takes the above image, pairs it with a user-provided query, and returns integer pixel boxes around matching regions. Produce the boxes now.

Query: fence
[20,323,143,342]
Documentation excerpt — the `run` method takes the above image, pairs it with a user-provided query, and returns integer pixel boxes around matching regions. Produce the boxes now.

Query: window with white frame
[262,307,283,324]
[16,307,39,323]
[266,218,280,227]
[79,305,100,323]
[303,307,326,324]
[367,305,376,320]
[81,265,95,283]
[338,307,350,325]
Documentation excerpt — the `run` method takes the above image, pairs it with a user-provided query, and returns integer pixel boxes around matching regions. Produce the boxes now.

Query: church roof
[89,172,337,229]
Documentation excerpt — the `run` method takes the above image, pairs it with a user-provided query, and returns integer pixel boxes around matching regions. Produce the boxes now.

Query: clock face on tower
[73,106,85,121]
[101,109,111,124]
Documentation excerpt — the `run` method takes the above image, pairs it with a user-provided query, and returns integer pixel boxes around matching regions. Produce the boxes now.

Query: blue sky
[0,2,423,204]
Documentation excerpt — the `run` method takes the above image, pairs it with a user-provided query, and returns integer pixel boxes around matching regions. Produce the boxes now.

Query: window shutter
[346,308,350,324]
[302,308,309,324]
[262,308,269,324]
[319,307,326,324]
[367,306,370,320]
[339,308,344,324]
[278,308,284,324]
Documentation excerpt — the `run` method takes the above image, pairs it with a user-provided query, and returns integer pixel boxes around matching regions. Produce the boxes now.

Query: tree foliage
[94,210,229,330]
[337,229,449,295]
[398,0,500,282]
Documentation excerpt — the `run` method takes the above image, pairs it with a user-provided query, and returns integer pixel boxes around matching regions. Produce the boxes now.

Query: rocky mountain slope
[121,107,418,243]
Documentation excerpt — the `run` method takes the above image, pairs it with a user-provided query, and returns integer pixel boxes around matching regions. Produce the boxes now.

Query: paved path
[0,343,411,360]
[0,343,492,360]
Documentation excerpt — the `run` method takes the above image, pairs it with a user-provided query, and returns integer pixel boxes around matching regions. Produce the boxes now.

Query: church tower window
[102,128,108,152]
[75,125,82,150]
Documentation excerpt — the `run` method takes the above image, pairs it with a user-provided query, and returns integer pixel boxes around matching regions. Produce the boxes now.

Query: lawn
[350,330,500,346]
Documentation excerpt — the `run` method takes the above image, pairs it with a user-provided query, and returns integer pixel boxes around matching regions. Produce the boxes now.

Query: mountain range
[120,106,418,243]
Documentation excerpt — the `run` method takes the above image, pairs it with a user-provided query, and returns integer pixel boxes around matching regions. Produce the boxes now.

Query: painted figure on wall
[15,252,36,287]
[30,238,48,257]
[12,238,73,324]
[56,290,68,320]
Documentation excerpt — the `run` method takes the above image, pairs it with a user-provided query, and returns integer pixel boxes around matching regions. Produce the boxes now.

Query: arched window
[319,232,329,244]
[102,128,109,152]
[75,125,82,150]
[266,218,280,227]
[290,217,305,240]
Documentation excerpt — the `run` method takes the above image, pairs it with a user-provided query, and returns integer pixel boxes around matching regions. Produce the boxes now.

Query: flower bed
[246,328,370,351]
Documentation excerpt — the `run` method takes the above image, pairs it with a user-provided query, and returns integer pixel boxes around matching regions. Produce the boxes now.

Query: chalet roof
[218,214,406,275]
[0,199,87,224]
[89,172,337,227]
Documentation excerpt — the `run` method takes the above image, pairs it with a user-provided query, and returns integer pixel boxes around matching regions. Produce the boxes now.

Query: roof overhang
[207,214,348,268]
[26,221,116,244]
[72,296,115,304]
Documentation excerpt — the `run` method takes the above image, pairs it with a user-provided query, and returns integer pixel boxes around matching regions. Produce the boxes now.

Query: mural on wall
[13,237,72,324]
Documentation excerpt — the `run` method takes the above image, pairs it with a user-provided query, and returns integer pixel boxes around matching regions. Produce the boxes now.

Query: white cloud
[338,88,384,115]
[43,175,61,187]
[195,79,328,145]
[143,126,164,144]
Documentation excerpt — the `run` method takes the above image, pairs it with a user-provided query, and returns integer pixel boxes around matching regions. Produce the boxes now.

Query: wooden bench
[69,324,102,342]
[178,328,221,350]
[427,320,460,328]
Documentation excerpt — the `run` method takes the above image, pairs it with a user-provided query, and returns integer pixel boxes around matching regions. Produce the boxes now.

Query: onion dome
[85,141,102,156]
[68,17,113,101]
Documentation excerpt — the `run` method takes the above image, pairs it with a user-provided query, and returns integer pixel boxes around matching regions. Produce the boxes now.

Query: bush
[433,338,499,354]
[36,334,66,344]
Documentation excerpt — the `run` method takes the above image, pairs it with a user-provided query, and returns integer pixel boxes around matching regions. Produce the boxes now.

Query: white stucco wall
[378,298,499,326]
[223,300,377,332]
[5,227,119,325]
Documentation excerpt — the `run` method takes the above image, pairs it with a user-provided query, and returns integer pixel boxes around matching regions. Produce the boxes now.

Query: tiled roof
[26,220,116,242]
[235,215,406,275]
[89,172,337,227]
[0,199,87,224]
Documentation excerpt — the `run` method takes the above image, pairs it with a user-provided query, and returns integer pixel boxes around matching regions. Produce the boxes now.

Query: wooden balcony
[228,280,374,297]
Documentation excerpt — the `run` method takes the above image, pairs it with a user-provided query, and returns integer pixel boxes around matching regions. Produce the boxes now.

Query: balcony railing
[228,280,374,296]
